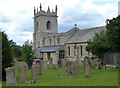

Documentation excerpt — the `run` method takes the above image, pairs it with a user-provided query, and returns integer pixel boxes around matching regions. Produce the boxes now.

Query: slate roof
[36,45,64,53]
[65,26,107,44]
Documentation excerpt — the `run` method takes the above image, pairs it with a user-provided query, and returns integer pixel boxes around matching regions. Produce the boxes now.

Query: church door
[59,50,65,60]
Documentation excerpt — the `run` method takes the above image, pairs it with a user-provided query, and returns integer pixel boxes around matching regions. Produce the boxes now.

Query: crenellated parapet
[34,3,57,19]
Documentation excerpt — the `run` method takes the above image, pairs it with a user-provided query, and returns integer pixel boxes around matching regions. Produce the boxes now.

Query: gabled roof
[65,26,107,44]
[36,45,64,53]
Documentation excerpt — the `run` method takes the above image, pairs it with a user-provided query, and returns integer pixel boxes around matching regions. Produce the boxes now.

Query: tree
[106,16,120,52]
[2,31,13,81]
[22,40,33,68]
[9,40,22,59]
[86,16,120,59]
[86,31,108,58]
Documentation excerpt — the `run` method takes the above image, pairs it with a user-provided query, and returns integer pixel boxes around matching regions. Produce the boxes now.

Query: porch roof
[36,45,64,53]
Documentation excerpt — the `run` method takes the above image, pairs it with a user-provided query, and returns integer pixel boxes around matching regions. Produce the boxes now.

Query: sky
[0,0,119,45]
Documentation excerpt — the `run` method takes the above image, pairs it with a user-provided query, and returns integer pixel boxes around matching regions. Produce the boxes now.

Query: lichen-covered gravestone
[19,65,27,82]
[73,60,80,74]
[65,61,71,75]
[32,64,39,79]
[42,60,48,69]
[84,56,91,78]
[61,59,67,67]
[5,67,17,86]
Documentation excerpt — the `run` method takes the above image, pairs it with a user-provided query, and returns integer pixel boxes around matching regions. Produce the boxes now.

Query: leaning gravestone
[32,64,39,79]
[5,67,17,86]
[84,56,91,78]
[19,65,27,82]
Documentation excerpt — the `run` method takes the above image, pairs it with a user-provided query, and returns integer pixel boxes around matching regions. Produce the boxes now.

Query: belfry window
[47,21,50,29]
[49,39,52,45]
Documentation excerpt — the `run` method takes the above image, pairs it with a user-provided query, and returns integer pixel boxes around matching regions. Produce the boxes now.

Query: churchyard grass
[2,66,118,86]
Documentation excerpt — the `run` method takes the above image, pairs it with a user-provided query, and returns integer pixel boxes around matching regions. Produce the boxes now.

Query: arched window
[68,46,70,56]
[49,39,52,45]
[57,37,60,44]
[74,45,77,56]
[80,45,83,56]
[47,21,50,29]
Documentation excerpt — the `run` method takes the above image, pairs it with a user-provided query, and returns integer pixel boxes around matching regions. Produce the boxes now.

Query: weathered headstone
[49,59,54,69]
[19,65,27,82]
[84,56,91,78]
[32,64,39,79]
[65,61,71,75]
[58,59,62,67]
[5,67,17,86]
[14,61,28,69]
[61,59,67,67]
[73,60,80,74]
[42,60,48,69]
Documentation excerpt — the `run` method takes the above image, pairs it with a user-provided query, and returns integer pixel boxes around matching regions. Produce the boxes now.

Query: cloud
[0,0,119,45]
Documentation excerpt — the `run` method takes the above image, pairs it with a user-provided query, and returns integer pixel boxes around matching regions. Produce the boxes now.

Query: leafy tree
[2,31,13,81]
[106,16,120,52]
[86,16,120,59]
[22,40,33,68]
[86,31,108,58]
[9,40,22,59]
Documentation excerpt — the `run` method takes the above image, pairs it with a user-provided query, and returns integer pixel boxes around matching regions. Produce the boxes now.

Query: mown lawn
[2,66,118,86]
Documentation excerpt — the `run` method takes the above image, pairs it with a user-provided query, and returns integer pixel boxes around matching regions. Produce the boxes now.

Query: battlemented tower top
[34,3,57,18]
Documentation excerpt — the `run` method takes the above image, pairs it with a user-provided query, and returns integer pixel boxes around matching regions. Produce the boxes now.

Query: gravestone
[49,59,54,69]
[65,61,71,75]
[14,61,28,69]
[42,60,48,69]
[5,67,17,86]
[73,60,80,74]
[61,59,67,67]
[36,60,42,75]
[19,65,27,82]
[32,64,39,79]
[84,56,91,78]
[58,59,62,67]
[65,61,79,78]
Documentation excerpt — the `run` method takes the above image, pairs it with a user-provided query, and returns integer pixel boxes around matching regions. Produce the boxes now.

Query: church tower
[33,3,58,49]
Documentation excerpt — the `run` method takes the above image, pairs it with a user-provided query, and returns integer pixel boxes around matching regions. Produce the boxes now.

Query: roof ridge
[79,26,106,31]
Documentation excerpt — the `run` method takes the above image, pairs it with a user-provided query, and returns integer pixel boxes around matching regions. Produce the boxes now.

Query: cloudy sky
[0,0,119,45]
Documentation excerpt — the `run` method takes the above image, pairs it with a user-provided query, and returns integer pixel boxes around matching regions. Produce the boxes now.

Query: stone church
[33,4,106,64]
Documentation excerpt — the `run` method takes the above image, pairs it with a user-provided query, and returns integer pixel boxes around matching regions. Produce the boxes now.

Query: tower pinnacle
[40,3,42,11]
[55,5,57,12]
[47,6,50,12]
